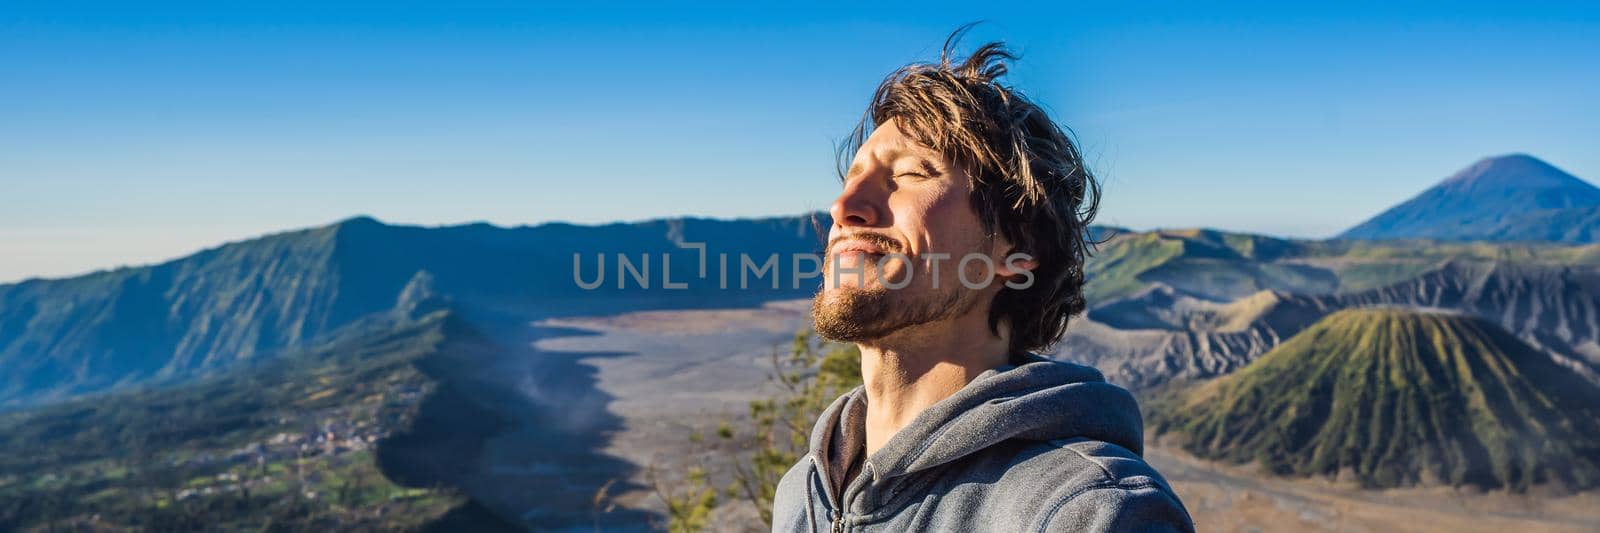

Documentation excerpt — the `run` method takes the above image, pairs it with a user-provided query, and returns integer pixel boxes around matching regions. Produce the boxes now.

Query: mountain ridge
[0,213,829,407]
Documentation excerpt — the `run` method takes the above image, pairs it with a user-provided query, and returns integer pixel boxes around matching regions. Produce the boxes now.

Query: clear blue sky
[3,2,1598,283]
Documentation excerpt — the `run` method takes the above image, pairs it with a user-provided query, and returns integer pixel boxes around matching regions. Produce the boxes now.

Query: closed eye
[895,160,943,181]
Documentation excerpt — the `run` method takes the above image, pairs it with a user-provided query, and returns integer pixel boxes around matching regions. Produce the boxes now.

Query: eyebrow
[845,142,942,181]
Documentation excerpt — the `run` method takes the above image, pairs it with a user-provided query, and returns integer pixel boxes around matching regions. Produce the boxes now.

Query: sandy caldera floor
[537,301,1600,532]
[1146,442,1600,533]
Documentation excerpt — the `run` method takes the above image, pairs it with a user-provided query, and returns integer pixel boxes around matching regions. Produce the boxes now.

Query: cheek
[905,187,981,255]
[887,189,943,254]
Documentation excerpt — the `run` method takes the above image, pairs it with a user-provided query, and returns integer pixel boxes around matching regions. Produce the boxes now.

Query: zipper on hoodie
[828,461,872,533]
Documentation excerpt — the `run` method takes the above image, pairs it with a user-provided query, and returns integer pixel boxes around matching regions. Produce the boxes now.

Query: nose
[829,175,889,229]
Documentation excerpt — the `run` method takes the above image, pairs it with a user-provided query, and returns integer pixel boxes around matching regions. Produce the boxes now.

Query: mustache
[827,232,904,255]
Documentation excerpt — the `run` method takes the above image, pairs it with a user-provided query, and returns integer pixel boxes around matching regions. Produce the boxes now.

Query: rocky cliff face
[1328,260,1600,370]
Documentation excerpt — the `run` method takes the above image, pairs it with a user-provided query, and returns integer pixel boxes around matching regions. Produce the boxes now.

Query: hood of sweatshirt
[806,353,1144,511]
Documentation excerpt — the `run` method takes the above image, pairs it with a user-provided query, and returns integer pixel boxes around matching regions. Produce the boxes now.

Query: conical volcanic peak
[1339,154,1600,243]
[1438,154,1591,193]
[1152,308,1600,491]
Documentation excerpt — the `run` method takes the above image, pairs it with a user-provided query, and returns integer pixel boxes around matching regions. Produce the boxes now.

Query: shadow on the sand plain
[380,292,810,531]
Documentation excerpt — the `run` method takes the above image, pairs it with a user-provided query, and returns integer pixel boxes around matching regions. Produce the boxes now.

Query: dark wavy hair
[837,25,1101,355]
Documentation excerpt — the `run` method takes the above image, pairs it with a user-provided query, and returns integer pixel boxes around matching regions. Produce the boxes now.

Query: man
[770,31,1195,532]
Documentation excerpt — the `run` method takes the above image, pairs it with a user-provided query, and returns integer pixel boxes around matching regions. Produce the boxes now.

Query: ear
[996,253,1038,278]
[992,236,1037,278]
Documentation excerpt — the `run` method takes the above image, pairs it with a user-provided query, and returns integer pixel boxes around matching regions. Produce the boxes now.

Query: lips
[832,240,888,256]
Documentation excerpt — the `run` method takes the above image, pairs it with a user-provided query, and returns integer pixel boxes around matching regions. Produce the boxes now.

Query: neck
[857,311,1010,457]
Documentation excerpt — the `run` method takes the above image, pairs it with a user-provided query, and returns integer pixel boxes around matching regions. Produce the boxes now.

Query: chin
[814,284,874,311]
[812,285,897,342]
[821,279,875,295]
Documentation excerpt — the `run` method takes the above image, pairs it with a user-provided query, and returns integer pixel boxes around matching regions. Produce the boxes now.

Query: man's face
[812,119,1015,342]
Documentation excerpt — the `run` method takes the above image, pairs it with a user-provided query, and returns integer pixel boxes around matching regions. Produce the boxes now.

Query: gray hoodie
[771,354,1193,532]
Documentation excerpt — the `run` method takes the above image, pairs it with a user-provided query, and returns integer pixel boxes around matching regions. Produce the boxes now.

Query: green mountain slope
[1150,308,1600,491]
[1081,226,1600,305]
[0,224,348,406]
[1084,228,1335,303]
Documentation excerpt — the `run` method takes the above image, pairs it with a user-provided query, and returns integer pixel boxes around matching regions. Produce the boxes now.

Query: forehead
[861,120,932,155]
[847,120,942,174]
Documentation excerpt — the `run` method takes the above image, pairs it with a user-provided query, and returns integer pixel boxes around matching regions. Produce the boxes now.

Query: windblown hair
[838,25,1101,355]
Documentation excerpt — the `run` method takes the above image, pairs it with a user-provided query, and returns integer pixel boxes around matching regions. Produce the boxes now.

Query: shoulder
[775,453,815,496]
[771,453,817,529]
[990,438,1194,532]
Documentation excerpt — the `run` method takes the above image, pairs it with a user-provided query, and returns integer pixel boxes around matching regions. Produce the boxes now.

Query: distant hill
[1083,228,1338,304]
[1150,308,1600,491]
[1081,224,1600,307]
[1340,154,1600,243]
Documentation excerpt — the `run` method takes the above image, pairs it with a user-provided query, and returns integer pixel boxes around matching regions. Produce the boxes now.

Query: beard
[811,274,976,343]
